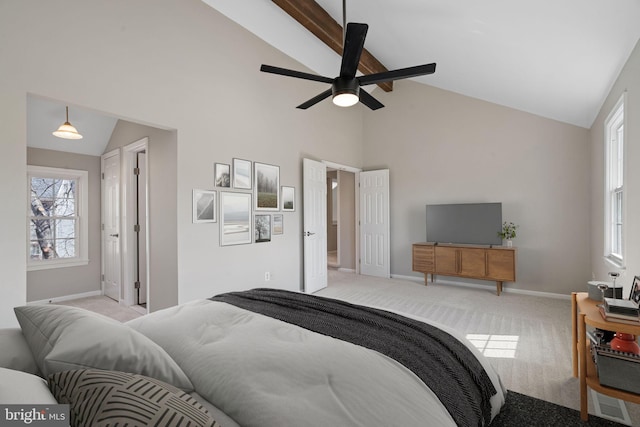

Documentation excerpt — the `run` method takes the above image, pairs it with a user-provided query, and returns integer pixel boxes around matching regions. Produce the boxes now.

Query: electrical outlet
[264,272,271,281]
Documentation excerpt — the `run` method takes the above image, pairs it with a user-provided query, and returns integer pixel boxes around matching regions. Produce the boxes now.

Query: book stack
[599,297,640,324]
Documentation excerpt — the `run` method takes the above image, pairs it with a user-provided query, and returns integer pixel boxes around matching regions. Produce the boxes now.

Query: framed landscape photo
[220,192,252,246]
[192,189,216,223]
[233,158,252,189]
[630,276,640,305]
[281,186,295,211]
[215,163,230,188]
[272,214,283,235]
[254,214,271,243]
[254,162,279,211]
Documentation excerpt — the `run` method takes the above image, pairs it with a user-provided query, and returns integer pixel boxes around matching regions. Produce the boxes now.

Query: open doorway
[26,94,177,313]
[325,167,357,273]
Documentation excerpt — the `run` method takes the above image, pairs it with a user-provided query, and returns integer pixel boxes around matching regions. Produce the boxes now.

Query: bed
[1,288,506,426]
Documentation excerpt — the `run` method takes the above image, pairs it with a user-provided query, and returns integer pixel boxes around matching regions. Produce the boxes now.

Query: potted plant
[498,221,518,247]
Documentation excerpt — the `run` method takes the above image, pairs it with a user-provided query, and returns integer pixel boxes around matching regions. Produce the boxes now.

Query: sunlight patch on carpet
[466,334,518,358]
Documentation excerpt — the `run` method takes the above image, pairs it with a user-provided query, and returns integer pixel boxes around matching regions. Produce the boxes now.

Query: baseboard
[338,268,356,273]
[390,274,570,300]
[28,290,103,305]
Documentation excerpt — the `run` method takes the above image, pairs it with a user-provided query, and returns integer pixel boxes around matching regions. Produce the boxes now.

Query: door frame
[321,160,361,275]
[121,138,150,308]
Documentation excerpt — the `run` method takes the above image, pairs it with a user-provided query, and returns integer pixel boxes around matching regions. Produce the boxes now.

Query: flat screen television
[426,202,502,246]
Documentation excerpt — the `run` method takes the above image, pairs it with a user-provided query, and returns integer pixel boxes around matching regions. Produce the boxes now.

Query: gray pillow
[14,304,193,391]
[0,328,40,374]
[0,367,57,404]
[49,369,219,427]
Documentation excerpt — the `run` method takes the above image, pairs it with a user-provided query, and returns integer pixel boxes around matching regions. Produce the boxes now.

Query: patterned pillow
[49,369,219,427]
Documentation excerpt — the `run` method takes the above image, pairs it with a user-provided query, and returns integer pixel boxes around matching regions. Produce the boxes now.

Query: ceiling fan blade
[359,90,384,110]
[296,88,333,109]
[358,63,436,86]
[260,64,333,84]
[339,23,368,79]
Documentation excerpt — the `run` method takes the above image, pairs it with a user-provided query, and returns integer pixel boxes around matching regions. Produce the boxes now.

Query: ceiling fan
[260,21,436,110]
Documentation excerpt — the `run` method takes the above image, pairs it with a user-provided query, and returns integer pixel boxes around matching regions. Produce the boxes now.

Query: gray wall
[104,120,178,312]
[1,0,636,326]
[0,0,364,325]
[362,80,591,295]
[26,148,102,301]
[590,39,640,295]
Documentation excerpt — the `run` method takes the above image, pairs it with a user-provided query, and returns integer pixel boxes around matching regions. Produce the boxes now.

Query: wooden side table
[571,292,640,420]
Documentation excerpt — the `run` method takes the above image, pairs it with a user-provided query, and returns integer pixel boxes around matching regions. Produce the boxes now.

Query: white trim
[122,138,150,309]
[321,160,361,174]
[603,92,626,266]
[28,290,102,305]
[392,274,571,300]
[27,165,89,271]
[338,267,356,273]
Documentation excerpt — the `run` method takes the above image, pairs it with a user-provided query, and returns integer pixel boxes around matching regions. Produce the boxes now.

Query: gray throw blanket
[211,289,496,427]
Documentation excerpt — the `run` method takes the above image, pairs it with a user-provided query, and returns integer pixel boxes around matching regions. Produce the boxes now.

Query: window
[604,94,625,267]
[27,165,89,271]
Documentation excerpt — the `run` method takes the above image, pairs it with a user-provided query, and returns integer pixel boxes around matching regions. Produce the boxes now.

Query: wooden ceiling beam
[271,0,393,92]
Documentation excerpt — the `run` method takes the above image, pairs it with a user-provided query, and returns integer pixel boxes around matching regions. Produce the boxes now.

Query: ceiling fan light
[53,106,83,140]
[333,92,359,107]
[332,77,360,107]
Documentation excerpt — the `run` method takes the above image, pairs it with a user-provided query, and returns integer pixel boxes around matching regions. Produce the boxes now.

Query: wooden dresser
[412,242,516,295]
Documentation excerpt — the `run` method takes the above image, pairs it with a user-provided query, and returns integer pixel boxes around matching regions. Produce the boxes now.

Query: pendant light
[53,106,83,140]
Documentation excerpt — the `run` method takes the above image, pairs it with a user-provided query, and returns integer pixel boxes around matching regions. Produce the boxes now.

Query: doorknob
[110,234,119,238]
[303,231,316,237]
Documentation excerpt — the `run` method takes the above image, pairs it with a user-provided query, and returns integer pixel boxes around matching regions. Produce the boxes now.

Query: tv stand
[412,242,516,295]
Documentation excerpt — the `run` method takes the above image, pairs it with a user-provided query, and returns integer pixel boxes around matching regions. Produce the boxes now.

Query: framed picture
[630,276,640,305]
[255,214,271,243]
[272,214,283,235]
[233,158,252,189]
[254,162,280,211]
[220,192,252,246]
[192,189,216,223]
[215,163,230,188]
[281,186,295,211]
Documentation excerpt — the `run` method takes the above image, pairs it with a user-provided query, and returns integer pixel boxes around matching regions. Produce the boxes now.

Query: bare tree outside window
[29,177,77,260]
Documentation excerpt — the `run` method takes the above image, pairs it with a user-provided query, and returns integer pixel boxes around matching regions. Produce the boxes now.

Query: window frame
[604,93,626,268]
[27,165,89,271]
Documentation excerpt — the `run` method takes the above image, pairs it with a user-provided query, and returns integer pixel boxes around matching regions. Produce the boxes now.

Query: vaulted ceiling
[203,0,640,128]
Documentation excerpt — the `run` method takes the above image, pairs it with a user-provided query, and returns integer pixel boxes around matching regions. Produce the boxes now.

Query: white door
[303,158,327,293]
[102,150,121,301]
[137,152,148,305]
[360,169,390,278]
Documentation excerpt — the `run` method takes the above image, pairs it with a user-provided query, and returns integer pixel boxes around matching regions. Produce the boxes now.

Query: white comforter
[127,299,505,427]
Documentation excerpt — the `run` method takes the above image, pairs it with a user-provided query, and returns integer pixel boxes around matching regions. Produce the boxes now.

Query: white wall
[362,80,591,295]
[0,0,364,326]
[590,40,640,295]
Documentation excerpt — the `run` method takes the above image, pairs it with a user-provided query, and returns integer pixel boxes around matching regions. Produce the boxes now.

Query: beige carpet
[57,296,142,323]
[59,271,639,424]
[320,270,639,425]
